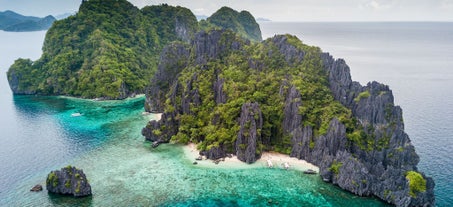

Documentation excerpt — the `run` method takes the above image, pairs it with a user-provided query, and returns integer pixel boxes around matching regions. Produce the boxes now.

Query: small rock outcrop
[200,144,228,160]
[46,166,91,197]
[236,102,263,163]
[30,184,43,192]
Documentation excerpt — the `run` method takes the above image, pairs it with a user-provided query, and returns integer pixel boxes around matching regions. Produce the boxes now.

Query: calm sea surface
[0,22,451,206]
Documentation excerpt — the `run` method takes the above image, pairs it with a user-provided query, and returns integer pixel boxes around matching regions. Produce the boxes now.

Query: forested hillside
[7,0,198,99]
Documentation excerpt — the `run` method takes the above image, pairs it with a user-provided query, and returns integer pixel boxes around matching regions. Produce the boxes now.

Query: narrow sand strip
[183,143,319,172]
[142,112,162,121]
[153,113,162,121]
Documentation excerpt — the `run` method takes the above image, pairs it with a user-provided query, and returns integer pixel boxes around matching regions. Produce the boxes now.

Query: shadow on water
[13,95,69,115]
[47,193,93,207]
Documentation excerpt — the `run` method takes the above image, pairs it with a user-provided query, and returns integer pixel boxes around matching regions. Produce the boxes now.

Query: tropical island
[6,0,435,206]
[0,10,56,32]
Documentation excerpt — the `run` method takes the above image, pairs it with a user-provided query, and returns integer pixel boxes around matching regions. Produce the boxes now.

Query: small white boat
[71,113,82,117]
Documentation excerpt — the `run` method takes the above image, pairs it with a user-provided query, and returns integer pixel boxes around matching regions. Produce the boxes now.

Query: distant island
[0,10,56,32]
[6,0,435,206]
[195,15,208,21]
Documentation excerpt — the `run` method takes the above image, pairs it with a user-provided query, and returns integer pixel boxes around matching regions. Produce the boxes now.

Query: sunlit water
[1,22,451,206]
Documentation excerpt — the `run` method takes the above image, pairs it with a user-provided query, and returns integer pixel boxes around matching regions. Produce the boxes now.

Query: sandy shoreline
[183,143,319,172]
[142,112,162,121]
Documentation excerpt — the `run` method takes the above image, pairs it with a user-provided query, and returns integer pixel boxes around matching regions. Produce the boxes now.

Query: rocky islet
[46,166,91,197]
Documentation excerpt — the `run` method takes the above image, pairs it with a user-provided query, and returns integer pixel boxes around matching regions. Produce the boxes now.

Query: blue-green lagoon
[4,21,453,206]
[1,95,389,206]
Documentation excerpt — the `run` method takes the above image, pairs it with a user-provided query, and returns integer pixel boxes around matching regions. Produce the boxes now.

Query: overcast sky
[1,0,453,21]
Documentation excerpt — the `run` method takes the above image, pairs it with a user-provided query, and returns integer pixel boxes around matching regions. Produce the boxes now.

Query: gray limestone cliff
[145,43,190,112]
[142,29,246,146]
[46,166,91,197]
[236,102,263,163]
[310,53,436,206]
[142,32,435,206]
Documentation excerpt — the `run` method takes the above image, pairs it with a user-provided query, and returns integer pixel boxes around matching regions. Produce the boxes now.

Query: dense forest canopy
[203,7,262,42]
[7,0,263,99]
[7,0,201,99]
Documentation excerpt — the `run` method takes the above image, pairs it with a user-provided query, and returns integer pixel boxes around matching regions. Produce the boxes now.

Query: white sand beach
[182,143,319,172]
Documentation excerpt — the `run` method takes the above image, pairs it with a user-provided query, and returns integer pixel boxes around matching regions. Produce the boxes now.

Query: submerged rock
[46,166,91,197]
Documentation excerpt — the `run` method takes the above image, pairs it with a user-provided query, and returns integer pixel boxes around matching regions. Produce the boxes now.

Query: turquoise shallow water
[0,96,389,206]
[2,23,452,206]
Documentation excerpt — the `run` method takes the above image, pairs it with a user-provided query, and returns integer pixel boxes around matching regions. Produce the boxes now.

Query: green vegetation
[384,189,391,197]
[202,7,262,42]
[7,1,264,100]
[405,171,427,198]
[65,180,71,188]
[329,160,343,175]
[346,122,392,152]
[47,172,58,187]
[65,165,73,176]
[159,34,358,155]
[75,181,81,194]
[7,0,198,99]
[354,90,370,102]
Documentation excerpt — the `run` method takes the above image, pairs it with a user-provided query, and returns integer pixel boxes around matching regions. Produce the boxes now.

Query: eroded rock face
[201,144,227,160]
[46,166,91,197]
[7,69,36,95]
[193,29,247,65]
[145,43,190,113]
[269,35,305,65]
[298,53,435,206]
[236,102,263,163]
[143,32,435,206]
[142,29,247,143]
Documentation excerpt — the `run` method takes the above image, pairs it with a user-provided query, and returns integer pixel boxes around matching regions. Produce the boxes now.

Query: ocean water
[261,22,453,206]
[0,22,451,206]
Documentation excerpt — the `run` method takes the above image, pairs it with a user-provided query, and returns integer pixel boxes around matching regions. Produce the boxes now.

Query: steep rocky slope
[142,30,435,206]
[46,166,91,197]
